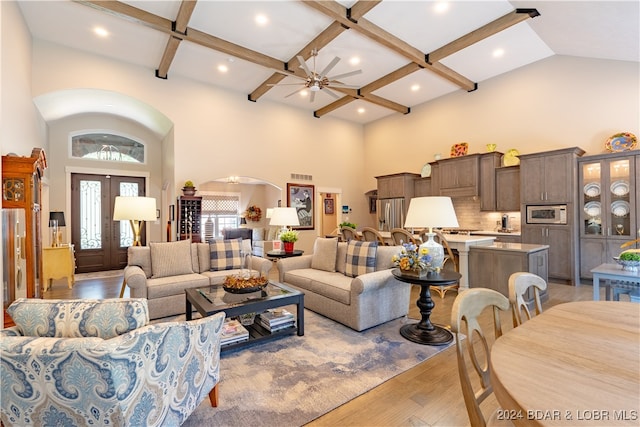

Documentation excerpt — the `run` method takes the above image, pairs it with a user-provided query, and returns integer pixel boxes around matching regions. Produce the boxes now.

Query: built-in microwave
[526,205,568,225]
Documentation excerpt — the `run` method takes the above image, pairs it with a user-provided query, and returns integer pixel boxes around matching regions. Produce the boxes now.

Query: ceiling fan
[270,49,362,102]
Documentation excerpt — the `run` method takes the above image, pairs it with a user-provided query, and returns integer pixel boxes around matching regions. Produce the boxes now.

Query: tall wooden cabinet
[177,196,202,242]
[2,149,47,327]
[578,151,639,280]
[519,147,584,285]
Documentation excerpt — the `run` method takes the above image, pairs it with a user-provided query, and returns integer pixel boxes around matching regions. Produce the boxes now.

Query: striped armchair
[1,298,225,427]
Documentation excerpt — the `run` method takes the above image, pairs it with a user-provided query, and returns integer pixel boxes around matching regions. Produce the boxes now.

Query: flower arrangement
[392,242,438,274]
[279,229,299,243]
[245,205,262,222]
[339,221,357,229]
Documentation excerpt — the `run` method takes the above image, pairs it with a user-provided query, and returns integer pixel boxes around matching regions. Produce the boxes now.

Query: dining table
[490,301,640,426]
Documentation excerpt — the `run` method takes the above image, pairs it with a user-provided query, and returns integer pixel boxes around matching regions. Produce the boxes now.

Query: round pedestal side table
[392,268,461,346]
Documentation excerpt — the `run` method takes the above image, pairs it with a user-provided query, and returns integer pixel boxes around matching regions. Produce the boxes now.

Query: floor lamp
[113,196,157,297]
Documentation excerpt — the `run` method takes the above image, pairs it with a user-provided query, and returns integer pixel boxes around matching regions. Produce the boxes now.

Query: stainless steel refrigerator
[376,198,405,231]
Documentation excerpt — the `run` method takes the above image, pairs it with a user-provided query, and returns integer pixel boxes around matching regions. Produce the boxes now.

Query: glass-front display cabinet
[578,151,638,279]
[2,148,46,326]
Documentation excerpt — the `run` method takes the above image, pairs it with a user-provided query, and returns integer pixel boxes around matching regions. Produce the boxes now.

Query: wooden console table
[43,244,75,291]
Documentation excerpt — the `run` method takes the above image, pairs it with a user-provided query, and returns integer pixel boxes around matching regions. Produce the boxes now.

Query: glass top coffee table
[185,281,304,352]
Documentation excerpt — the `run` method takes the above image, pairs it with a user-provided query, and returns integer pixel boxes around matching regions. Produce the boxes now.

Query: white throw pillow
[311,237,339,272]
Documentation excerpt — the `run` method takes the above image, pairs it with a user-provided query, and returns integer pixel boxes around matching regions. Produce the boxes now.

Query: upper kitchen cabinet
[495,166,520,212]
[438,154,480,197]
[578,151,639,279]
[519,147,585,204]
[376,172,420,199]
[480,152,504,211]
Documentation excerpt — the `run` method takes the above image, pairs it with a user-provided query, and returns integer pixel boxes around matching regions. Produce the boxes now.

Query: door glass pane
[582,162,602,236]
[609,159,631,237]
[118,183,140,247]
[80,180,102,249]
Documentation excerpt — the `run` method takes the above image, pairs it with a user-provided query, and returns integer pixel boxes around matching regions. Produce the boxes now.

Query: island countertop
[470,242,549,253]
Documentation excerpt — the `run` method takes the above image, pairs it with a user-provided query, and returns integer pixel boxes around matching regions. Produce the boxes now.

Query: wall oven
[526,205,568,225]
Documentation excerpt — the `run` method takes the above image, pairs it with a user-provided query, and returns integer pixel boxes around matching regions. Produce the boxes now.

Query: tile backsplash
[452,198,521,231]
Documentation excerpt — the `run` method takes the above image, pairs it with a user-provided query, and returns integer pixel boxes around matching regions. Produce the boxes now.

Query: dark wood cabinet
[469,244,548,303]
[495,166,520,212]
[519,147,585,203]
[438,154,480,197]
[177,196,202,242]
[578,151,639,279]
[2,149,46,326]
[479,152,503,211]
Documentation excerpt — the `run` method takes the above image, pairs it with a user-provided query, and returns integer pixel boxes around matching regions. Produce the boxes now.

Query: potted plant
[339,221,357,229]
[279,229,299,253]
[182,180,196,196]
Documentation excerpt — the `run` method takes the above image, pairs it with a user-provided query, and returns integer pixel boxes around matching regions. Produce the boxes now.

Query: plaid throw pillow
[210,238,243,271]
[344,241,378,278]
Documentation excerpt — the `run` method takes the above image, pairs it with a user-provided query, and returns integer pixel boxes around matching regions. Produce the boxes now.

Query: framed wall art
[287,183,315,230]
[324,198,335,215]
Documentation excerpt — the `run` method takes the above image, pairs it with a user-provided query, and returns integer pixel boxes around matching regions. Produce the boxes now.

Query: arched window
[71,132,145,163]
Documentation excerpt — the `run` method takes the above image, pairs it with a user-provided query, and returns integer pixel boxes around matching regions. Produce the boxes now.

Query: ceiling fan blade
[322,87,340,99]
[328,69,362,81]
[328,83,359,89]
[309,91,315,103]
[267,83,308,86]
[273,69,308,81]
[285,87,306,99]
[319,56,341,78]
[296,55,313,78]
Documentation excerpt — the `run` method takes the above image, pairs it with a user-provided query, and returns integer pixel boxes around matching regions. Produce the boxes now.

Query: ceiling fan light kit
[269,49,362,102]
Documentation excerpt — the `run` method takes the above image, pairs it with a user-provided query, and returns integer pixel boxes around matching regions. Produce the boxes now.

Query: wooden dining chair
[390,228,419,246]
[508,272,548,327]
[361,227,386,245]
[340,226,361,242]
[451,288,512,427]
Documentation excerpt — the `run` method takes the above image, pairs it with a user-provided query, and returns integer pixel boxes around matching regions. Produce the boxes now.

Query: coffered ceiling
[18,1,640,125]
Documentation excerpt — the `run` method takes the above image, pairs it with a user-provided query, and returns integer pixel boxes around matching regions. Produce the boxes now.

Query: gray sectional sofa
[276,238,411,331]
[124,239,272,319]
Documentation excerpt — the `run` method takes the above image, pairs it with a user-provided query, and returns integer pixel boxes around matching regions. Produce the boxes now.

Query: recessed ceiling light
[349,57,361,66]
[217,64,228,73]
[300,90,308,97]
[93,27,109,38]
[357,108,365,114]
[411,84,420,92]
[255,14,268,26]
[493,48,505,58]
[434,2,449,14]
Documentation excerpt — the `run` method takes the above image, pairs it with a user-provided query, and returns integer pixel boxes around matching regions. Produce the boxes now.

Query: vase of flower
[182,180,196,196]
[392,242,437,278]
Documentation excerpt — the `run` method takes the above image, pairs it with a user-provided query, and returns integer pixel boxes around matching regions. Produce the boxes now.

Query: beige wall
[363,55,640,194]
[29,40,366,253]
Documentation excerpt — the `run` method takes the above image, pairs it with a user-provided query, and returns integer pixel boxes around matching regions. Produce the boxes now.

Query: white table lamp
[404,196,459,268]
[113,196,157,246]
[269,207,300,235]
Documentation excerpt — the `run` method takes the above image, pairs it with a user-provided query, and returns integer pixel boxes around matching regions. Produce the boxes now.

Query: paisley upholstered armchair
[1,298,225,427]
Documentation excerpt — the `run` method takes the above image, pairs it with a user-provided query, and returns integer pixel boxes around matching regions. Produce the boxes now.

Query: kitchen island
[469,242,549,303]
[441,234,496,289]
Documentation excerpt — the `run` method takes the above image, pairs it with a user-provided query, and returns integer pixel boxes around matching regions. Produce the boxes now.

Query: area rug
[74,269,124,281]
[182,309,455,427]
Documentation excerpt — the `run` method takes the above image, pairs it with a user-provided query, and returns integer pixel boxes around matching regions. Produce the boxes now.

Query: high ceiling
[19,1,640,125]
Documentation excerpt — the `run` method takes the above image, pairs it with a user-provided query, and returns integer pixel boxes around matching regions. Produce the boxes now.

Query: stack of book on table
[257,309,295,332]
[221,319,249,346]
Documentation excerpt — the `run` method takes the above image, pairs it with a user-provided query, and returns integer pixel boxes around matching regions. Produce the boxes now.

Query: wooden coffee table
[185,281,304,352]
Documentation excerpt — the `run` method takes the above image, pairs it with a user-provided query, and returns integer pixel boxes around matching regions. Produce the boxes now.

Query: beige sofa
[250,226,280,257]
[124,239,272,319]
[277,238,411,331]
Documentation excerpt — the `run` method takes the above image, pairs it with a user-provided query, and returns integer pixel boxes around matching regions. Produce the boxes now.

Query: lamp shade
[269,207,300,227]
[49,211,66,227]
[266,208,274,219]
[404,197,459,229]
[113,196,157,221]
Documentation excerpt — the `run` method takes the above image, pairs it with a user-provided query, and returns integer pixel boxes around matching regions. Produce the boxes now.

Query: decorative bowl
[223,275,268,294]
[613,257,640,272]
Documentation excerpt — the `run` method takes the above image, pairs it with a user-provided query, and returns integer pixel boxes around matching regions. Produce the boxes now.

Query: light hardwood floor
[43,270,604,427]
